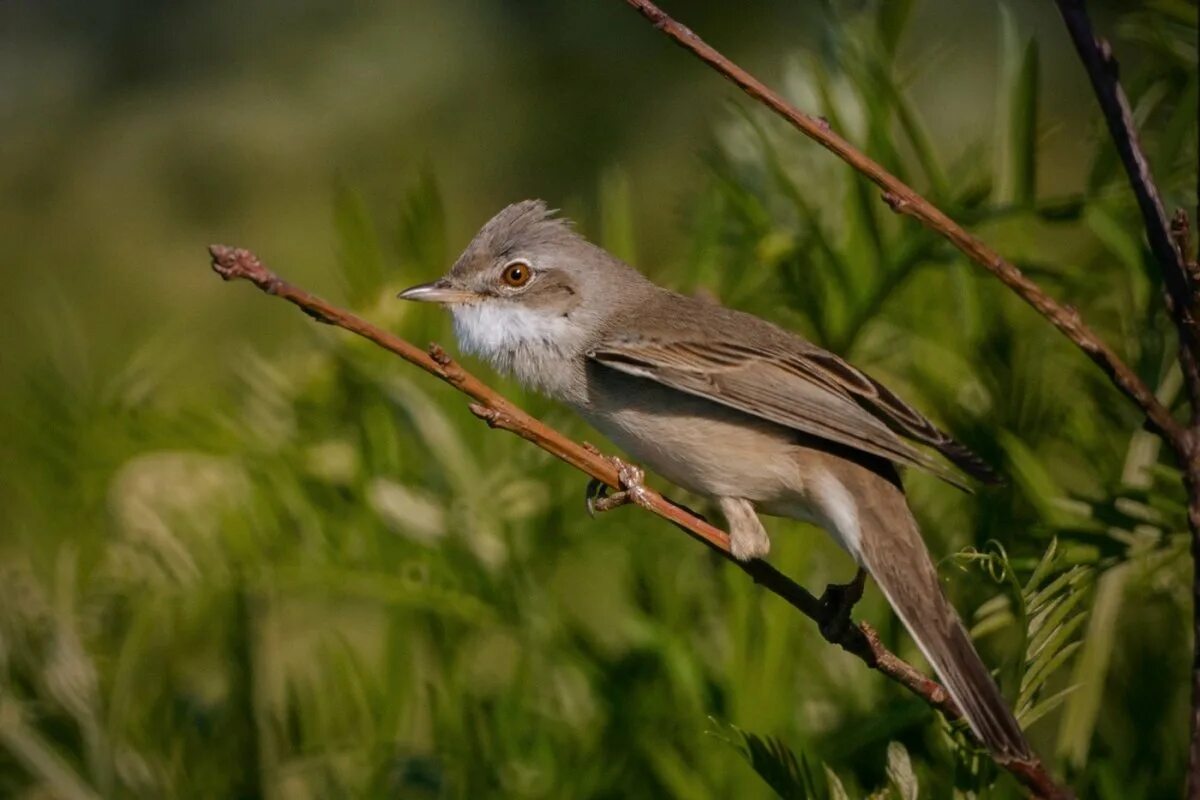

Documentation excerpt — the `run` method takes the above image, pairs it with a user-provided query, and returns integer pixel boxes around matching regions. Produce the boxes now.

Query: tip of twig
[209,244,272,286]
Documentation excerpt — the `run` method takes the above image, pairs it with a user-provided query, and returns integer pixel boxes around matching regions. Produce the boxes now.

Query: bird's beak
[397,278,478,305]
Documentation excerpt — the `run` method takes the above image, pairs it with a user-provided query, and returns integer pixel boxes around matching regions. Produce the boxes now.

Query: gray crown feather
[475,200,578,258]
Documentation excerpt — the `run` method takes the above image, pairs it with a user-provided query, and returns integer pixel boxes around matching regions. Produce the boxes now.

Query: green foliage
[710,719,828,800]
[0,1,1196,799]
[709,720,927,800]
[957,539,1091,730]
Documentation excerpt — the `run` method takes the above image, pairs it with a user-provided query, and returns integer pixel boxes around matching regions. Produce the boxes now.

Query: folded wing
[588,336,998,489]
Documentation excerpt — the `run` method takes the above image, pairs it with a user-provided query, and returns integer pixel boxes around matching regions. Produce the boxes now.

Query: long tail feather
[836,466,1032,761]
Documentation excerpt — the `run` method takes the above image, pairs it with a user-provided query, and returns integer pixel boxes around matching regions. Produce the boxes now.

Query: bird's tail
[854,477,1033,762]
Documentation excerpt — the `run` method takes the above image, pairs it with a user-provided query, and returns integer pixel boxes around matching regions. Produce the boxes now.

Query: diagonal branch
[208,245,1067,799]
[619,0,1184,451]
[1049,4,1200,798]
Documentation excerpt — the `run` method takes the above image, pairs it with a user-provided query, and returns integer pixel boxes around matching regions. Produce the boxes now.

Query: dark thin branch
[1053,0,1200,405]
[207,245,1067,796]
[619,0,1184,453]
[1049,5,1200,798]
[1172,210,1196,285]
[1175,212,1200,395]
[1175,211,1200,428]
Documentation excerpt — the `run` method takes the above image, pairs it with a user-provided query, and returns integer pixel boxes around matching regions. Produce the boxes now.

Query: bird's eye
[501,261,531,287]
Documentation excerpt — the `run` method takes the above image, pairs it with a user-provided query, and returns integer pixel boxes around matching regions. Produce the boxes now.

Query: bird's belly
[578,390,802,505]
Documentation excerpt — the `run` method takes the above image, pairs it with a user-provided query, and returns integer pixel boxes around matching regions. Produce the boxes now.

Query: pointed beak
[397,278,478,305]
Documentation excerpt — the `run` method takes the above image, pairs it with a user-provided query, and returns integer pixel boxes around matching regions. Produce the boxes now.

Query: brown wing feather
[782,348,1003,485]
[588,337,979,490]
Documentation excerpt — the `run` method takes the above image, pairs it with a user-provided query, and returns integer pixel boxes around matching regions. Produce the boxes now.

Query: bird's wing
[587,335,996,489]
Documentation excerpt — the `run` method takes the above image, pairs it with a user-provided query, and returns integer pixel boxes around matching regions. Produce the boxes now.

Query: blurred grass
[0,0,1197,798]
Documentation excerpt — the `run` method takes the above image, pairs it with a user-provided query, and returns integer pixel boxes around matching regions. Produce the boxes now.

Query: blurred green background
[1,1,1196,797]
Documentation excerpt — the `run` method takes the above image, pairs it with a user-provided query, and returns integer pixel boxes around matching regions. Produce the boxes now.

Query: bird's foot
[585,454,649,517]
[818,568,867,642]
[719,497,771,562]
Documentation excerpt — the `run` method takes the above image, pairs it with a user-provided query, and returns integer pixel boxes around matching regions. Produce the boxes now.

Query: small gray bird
[399,200,1031,761]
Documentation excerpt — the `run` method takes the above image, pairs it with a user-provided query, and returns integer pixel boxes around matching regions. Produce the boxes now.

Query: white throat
[451,301,586,401]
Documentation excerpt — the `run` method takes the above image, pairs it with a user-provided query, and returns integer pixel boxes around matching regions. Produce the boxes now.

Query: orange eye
[501,261,531,287]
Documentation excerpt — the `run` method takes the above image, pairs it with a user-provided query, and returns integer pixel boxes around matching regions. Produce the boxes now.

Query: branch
[1049,5,1200,798]
[1173,211,1200,427]
[207,245,1066,798]
[619,0,1184,451]
[1053,0,1200,406]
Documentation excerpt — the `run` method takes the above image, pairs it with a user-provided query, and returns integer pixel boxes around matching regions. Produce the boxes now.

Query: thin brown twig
[619,0,1184,453]
[208,244,1065,797]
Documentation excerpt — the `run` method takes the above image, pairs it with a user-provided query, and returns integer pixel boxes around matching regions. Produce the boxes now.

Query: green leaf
[1019,684,1080,729]
[708,719,814,799]
[1009,40,1040,205]
[1024,538,1059,595]
[1158,71,1199,181]
[997,431,1067,525]
[1027,586,1090,659]
[395,167,446,277]
[1025,566,1089,618]
[995,8,1040,205]
[811,65,885,274]
[885,73,949,200]
[642,743,711,800]
[1057,565,1129,767]
[1084,204,1144,273]
[886,741,919,800]
[382,376,481,493]
[0,696,103,800]
[877,0,917,60]
[970,607,1016,640]
[598,167,637,264]
[1029,616,1089,700]
[1145,0,1199,23]
[333,180,387,308]
[270,566,495,623]
[824,765,850,800]
[1019,641,1082,709]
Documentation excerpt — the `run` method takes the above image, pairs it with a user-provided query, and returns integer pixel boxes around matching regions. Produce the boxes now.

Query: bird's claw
[585,478,609,517]
[818,568,867,642]
[584,456,649,516]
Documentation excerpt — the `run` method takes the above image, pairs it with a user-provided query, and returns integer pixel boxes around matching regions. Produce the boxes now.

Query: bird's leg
[717,497,771,561]
[818,567,867,642]
[584,453,650,516]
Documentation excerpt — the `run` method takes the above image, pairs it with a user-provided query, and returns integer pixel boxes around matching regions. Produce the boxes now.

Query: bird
[398,199,1031,761]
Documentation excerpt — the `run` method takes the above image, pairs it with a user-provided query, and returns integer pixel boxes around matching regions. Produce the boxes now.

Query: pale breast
[578,367,805,505]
